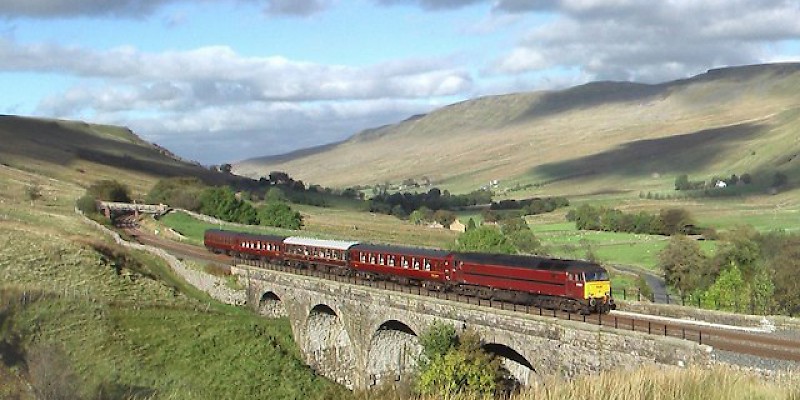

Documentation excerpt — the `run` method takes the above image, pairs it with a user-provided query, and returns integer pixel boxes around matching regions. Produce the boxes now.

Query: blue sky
[1,0,799,165]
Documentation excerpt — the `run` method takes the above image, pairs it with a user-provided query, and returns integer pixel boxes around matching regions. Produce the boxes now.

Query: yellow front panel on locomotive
[584,281,610,299]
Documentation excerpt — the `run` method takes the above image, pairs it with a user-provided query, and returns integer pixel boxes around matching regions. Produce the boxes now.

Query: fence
[612,287,773,316]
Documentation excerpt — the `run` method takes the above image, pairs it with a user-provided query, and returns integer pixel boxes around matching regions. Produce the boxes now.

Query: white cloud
[0,0,334,18]
[0,36,469,163]
[490,0,800,82]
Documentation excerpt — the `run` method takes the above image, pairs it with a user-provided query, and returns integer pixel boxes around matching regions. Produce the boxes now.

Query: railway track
[118,218,800,364]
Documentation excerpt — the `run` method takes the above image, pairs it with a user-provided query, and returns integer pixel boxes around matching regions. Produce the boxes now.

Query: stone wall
[620,301,800,332]
[80,211,246,306]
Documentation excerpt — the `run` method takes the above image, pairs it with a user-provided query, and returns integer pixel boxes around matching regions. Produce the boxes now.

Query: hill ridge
[233,63,800,193]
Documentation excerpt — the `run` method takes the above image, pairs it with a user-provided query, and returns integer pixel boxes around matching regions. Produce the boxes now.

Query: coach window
[424,260,431,271]
[402,257,409,268]
[379,255,385,265]
[360,253,366,262]
[413,258,420,270]
[388,256,395,267]
[370,254,376,264]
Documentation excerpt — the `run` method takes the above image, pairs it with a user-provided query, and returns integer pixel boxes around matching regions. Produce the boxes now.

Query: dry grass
[515,365,800,400]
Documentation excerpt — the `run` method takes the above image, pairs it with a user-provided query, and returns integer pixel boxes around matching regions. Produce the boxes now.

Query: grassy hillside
[0,115,239,196]
[0,148,348,398]
[235,63,800,197]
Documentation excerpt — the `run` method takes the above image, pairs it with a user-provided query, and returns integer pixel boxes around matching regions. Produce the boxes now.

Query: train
[204,229,616,314]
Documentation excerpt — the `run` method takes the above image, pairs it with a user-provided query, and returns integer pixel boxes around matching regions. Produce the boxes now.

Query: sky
[1,0,799,165]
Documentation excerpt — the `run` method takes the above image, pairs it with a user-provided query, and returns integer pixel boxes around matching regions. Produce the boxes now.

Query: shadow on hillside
[0,115,237,185]
[530,122,764,182]
[513,81,666,122]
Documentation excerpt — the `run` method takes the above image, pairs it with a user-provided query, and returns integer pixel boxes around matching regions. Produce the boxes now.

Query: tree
[265,187,287,203]
[87,180,132,202]
[713,226,761,281]
[749,266,775,315]
[416,325,507,398]
[433,209,456,227]
[658,235,708,296]
[659,208,694,235]
[507,229,541,255]
[26,183,43,205]
[219,163,232,174]
[146,177,206,210]
[499,217,529,235]
[772,172,788,187]
[674,174,690,191]
[258,202,303,229]
[199,186,259,225]
[455,226,515,254]
[466,218,477,231]
[703,263,749,311]
[269,171,291,185]
[768,235,800,315]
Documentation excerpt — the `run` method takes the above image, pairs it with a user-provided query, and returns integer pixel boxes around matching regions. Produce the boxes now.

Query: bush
[416,325,508,398]
[455,226,515,254]
[86,180,131,202]
[75,195,98,215]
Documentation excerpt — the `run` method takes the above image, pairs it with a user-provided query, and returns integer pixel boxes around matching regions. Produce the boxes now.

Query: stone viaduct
[234,265,712,390]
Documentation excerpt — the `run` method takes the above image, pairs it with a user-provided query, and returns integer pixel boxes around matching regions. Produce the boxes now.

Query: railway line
[118,218,800,364]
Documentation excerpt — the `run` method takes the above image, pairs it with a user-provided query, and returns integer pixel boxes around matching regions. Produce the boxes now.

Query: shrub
[75,195,99,215]
[86,180,131,202]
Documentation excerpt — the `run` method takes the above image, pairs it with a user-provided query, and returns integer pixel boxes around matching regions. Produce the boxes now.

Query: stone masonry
[235,266,712,390]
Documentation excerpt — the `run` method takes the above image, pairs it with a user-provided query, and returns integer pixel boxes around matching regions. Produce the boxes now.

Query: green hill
[0,115,240,196]
[234,63,800,196]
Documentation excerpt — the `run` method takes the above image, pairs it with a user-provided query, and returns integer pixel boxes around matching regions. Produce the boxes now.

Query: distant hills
[234,63,800,195]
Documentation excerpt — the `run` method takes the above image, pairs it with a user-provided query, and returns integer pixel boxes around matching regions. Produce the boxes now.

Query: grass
[512,365,800,400]
[0,164,350,400]
[2,292,347,399]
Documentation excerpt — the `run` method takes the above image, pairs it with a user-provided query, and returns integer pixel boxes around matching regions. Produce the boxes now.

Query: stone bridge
[97,201,170,219]
[234,266,711,390]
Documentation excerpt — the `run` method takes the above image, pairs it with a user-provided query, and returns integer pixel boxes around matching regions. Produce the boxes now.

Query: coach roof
[351,243,451,258]
[284,236,360,251]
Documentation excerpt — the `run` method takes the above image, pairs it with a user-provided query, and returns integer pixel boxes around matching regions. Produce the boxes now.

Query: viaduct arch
[236,266,711,390]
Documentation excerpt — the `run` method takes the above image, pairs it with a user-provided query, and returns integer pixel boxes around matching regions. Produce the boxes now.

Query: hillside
[0,115,240,195]
[234,63,800,195]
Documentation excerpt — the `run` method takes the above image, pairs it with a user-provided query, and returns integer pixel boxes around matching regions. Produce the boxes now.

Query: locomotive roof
[453,252,604,272]
[351,243,451,258]
[284,236,360,251]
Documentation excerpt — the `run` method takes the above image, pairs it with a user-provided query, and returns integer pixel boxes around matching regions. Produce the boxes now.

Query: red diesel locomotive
[203,229,615,314]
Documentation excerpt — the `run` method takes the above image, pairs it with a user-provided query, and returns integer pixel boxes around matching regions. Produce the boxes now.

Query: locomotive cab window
[584,271,609,281]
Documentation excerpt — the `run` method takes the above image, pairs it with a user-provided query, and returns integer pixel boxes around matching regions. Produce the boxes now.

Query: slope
[0,115,239,195]
[234,63,800,195]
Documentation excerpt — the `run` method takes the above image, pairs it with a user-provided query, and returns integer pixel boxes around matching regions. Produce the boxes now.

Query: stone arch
[483,343,536,387]
[304,304,357,389]
[366,320,423,387]
[257,291,287,318]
